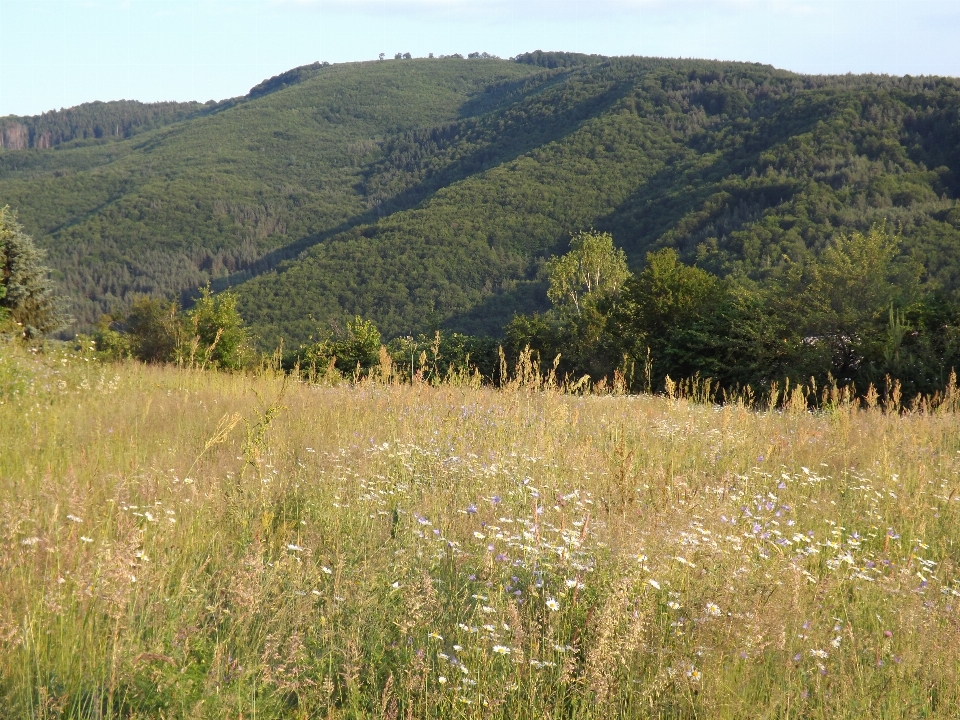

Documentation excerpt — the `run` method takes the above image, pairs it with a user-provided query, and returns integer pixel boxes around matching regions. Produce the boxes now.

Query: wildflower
[648,579,661,590]
[66,514,82,523]
[565,578,579,588]
[705,602,721,617]
[321,566,333,574]
[492,645,511,655]
[429,632,444,641]
[810,649,828,659]
[438,676,447,685]
[287,544,304,552]
[473,531,486,539]
[546,598,560,611]
[667,601,681,610]
[80,536,93,543]
[466,504,478,514]
[830,636,842,649]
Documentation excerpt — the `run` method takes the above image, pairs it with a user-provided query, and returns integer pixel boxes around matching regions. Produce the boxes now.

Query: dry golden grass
[2,342,960,718]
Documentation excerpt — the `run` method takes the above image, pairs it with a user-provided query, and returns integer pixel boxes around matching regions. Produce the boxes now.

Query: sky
[2,0,960,117]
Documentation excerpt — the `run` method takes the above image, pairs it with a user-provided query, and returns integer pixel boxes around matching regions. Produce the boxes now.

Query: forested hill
[0,100,212,150]
[2,53,960,348]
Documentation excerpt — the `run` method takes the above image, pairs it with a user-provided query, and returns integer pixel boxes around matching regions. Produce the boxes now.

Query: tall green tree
[508,231,630,379]
[775,224,922,382]
[178,286,252,370]
[302,316,383,376]
[0,206,63,337]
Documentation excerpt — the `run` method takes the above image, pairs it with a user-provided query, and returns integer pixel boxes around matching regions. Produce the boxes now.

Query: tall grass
[1,341,959,718]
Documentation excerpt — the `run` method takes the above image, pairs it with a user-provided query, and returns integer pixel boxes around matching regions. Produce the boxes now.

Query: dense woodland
[3,53,960,397]
[0,99,213,150]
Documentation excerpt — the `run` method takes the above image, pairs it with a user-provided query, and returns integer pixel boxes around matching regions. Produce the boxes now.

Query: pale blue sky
[1,0,959,117]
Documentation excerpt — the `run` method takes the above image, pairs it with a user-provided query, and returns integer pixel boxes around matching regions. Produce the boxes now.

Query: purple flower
[491,495,502,505]
[466,504,478,515]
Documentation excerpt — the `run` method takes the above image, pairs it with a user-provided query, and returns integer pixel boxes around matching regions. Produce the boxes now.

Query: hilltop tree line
[0,100,210,150]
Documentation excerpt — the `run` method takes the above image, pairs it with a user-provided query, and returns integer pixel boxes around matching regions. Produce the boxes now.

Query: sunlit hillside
[2,53,960,346]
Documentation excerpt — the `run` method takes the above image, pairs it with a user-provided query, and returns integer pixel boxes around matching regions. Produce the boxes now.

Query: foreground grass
[1,344,960,718]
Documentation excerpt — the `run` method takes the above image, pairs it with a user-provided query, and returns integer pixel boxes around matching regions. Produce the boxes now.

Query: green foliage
[387,330,500,383]
[507,224,960,399]
[110,296,180,363]
[301,316,383,376]
[95,288,252,369]
[179,286,252,370]
[0,205,63,337]
[0,99,208,149]
[3,55,960,356]
[0,59,545,335]
[513,50,607,68]
[545,230,628,315]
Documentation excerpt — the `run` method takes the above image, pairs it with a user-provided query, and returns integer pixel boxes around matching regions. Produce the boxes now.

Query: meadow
[2,342,960,718]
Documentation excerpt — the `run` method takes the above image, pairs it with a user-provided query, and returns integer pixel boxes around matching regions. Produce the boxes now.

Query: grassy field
[2,342,960,718]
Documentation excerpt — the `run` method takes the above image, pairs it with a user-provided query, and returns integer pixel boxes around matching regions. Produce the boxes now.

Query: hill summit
[2,52,959,347]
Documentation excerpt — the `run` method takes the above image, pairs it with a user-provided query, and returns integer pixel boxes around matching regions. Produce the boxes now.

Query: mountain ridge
[1,53,959,347]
